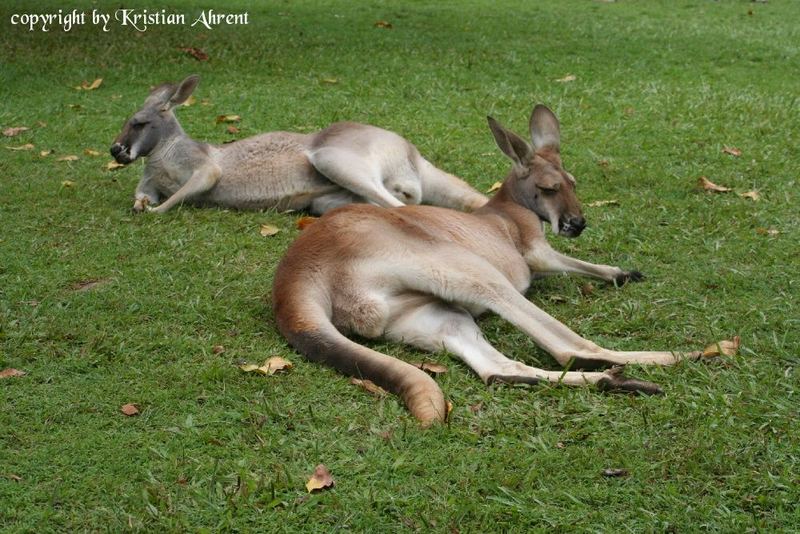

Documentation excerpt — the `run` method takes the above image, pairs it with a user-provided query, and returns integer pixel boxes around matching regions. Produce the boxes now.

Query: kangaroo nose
[570,216,586,232]
[110,144,123,157]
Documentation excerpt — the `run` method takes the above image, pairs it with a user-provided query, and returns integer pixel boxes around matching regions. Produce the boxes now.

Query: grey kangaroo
[110,75,487,214]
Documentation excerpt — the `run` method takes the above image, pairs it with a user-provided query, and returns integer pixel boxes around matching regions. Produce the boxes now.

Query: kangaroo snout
[110,143,132,164]
[560,215,586,238]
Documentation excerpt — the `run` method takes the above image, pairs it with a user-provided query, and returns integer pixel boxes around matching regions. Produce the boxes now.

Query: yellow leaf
[259,356,293,375]
[739,190,760,201]
[61,180,75,187]
[182,95,197,107]
[755,227,779,236]
[701,336,740,358]
[239,363,261,373]
[106,161,125,170]
[216,114,241,124]
[58,155,79,162]
[586,199,619,207]
[306,464,335,493]
[321,78,339,85]
[698,176,731,193]
[6,143,34,151]
[722,146,742,157]
[260,224,280,237]
[40,150,54,157]
[555,74,576,83]
[84,148,101,157]
[77,78,103,91]
[486,181,502,193]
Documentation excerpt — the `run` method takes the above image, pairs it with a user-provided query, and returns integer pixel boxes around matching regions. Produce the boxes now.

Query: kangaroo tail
[273,291,447,426]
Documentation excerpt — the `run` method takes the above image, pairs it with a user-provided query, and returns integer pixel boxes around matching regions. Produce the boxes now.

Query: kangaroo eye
[537,185,558,195]
[132,121,149,130]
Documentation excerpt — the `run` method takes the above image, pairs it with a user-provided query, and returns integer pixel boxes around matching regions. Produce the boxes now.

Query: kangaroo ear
[164,75,200,110]
[487,116,533,172]
[529,105,560,152]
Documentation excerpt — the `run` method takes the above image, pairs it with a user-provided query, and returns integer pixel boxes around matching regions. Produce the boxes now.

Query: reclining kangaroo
[110,75,487,214]
[273,105,704,426]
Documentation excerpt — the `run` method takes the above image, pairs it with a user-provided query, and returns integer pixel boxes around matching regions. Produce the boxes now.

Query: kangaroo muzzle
[110,143,133,164]
[559,215,586,238]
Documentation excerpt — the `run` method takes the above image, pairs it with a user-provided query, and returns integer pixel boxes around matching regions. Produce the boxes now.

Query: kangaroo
[110,75,487,214]
[273,104,705,426]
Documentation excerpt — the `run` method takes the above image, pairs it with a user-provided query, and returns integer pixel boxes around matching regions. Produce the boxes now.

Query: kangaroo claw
[597,366,663,396]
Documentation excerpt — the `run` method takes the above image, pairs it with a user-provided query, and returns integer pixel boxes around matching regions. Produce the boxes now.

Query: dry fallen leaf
[83,148,101,157]
[722,146,742,157]
[179,46,209,61]
[321,78,339,85]
[0,368,26,379]
[239,357,293,376]
[586,199,619,208]
[755,227,779,236]
[76,78,103,91]
[740,190,760,201]
[306,464,335,493]
[3,126,29,137]
[296,216,318,230]
[216,114,241,124]
[40,150,54,157]
[698,176,731,193]
[106,161,125,171]
[120,403,140,416]
[212,345,225,355]
[57,155,79,162]
[61,180,75,187]
[182,95,197,107]
[259,224,280,237]
[487,181,502,193]
[702,336,740,358]
[6,143,34,151]
[5,474,22,482]
[350,377,387,397]
[70,278,108,291]
[226,125,240,134]
[602,468,629,478]
[374,20,393,29]
[555,74,577,83]
[469,402,483,414]
[579,283,595,297]
[411,361,448,375]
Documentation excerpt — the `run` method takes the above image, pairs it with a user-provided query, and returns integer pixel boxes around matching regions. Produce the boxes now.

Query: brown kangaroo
[273,105,702,426]
[110,75,487,214]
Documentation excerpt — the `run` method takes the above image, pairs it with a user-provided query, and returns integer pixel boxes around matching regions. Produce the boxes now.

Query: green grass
[1,0,799,530]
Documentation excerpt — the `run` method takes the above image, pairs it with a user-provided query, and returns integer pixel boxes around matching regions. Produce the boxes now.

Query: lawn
[1,0,798,531]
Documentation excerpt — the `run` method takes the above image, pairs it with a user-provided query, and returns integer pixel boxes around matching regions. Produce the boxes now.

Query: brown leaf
[445,400,454,422]
[40,150,54,157]
[120,403,140,416]
[2,126,29,137]
[602,468,629,477]
[411,361,448,375]
[486,181,502,193]
[586,199,619,208]
[76,78,103,91]
[259,224,280,237]
[579,283,595,297]
[755,227,779,236]
[306,464,335,493]
[350,377,387,397]
[6,143,34,151]
[469,402,483,414]
[555,74,577,83]
[702,336,740,358]
[296,216,318,230]
[5,474,22,482]
[83,148,101,157]
[179,46,209,61]
[57,155,79,162]
[698,176,731,193]
[216,114,241,124]
[739,190,760,201]
[0,368,26,379]
[226,125,240,134]
[106,161,125,171]
[212,345,225,355]
[722,146,742,157]
[61,180,75,188]
[374,20,393,29]
[70,278,108,291]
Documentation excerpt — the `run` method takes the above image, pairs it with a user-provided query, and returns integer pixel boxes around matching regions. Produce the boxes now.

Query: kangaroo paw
[613,270,645,286]
[597,367,663,395]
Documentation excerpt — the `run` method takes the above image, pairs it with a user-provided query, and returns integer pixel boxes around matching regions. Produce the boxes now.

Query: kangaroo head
[487,105,585,237]
[110,74,199,164]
